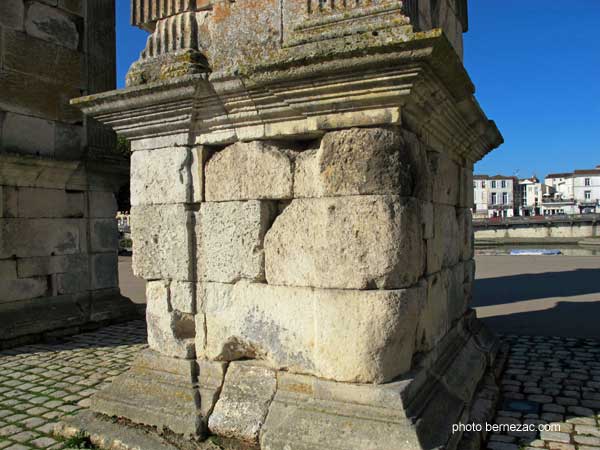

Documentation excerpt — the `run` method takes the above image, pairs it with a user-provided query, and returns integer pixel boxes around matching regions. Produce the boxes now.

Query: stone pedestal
[68,0,503,448]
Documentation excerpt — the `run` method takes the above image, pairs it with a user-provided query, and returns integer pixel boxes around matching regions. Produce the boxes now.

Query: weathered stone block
[90,219,119,252]
[199,201,277,283]
[90,253,118,290]
[458,208,474,261]
[59,0,82,15]
[199,281,423,383]
[448,262,465,324]
[0,70,81,123]
[91,349,202,437]
[146,281,196,359]
[130,134,189,151]
[0,277,48,303]
[0,260,17,279]
[55,122,83,159]
[131,147,193,206]
[17,253,87,277]
[3,29,82,87]
[428,151,460,206]
[17,188,84,218]
[56,271,89,295]
[0,218,83,258]
[0,186,18,218]
[460,166,474,208]
[25,2,79,50]
[265,196,424,290]
[198,359,227,418]
[426,204,460,274]
[208,362,277,443]
[89,191,117,218]
[294,127,430,199]
[132,204,193,281]
[170,281,195,314]
[205,141,295,201]
[1,112,55,156]
[0,0,25,30]
[463,259,475,308]
[416,271,449,352]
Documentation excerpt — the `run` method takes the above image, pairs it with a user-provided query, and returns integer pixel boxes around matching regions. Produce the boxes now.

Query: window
[501,180,506,188]
[502,192,508,204]
[491,181,496,188]
[585,178,591,186]
[473,181,477,189]
[482,181,486,188]
[491,192,497,204]
[585,191,591,200]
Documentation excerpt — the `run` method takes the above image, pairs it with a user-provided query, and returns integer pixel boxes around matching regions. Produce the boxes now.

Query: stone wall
[0,0,135,346]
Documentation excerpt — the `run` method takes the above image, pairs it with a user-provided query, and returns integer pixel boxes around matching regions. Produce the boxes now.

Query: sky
[115,0,600,179]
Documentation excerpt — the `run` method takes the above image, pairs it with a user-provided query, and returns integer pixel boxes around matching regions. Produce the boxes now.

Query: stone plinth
[0,1,137,347]
[67,0,503,448]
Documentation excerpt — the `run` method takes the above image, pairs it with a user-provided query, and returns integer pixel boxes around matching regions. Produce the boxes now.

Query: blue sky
[115,0,600,179]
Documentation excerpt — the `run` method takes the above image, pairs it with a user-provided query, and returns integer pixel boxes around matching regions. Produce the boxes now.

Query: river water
[475,244,600,257]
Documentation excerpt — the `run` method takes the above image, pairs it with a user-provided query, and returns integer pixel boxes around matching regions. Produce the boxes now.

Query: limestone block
[460,166,474,208]
[448,263,465,324]
[1,187,18,218]
[1,112,55,156]
[463,259,475,308]
[89,191,117,218]
[416,272,449,352]
[131,147,193,206]
[131,204,193,281]
[170,281,195,314]
[421,201,434,240]
[208,362,277,443]
[0,277,47,303]
[428,151,460,206]
[3,29,82,87]
[199,281,423,383]
[17,254,87,277]
[17,188,84,218]
[56,271,89,294]
[293,127,430,199]
[0,0,25,30]
[261,372,420,450]
[55,123,83,159]
[198,360,227,419]
[90,253,118,290]
[90,219,119,253]
[25,2,79,50]
[190,146,209,203]
[205,141,295,201]
[91,349,202,437]
[59,0,82,15]
[0,260,17,279]
[146,281,196,359]
[265,196,424,290]
[0,70,81,123]
[130,134,189,151]
[199,201,277,283]
[426,204,460,274]
[0,218,83,258]
[458,208,474,261]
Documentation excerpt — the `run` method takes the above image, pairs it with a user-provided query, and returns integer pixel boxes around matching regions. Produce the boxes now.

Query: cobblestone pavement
[486,335,600,450]
[0,321,146,450]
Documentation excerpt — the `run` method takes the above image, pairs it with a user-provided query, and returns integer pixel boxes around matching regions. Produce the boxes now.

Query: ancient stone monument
[0,0,137,346]
[68,0,503,448]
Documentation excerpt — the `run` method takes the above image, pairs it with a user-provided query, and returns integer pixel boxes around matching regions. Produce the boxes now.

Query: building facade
[544,166,600,215]
[473,175,518,218]
[518,177,554,216]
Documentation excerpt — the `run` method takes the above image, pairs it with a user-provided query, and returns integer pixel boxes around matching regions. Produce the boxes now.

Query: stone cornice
[72,30,502,164]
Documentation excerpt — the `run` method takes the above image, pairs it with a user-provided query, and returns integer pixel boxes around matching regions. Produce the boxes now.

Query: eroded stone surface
[208,362,277,443]
[205,141,295,201]
[131,204,193,281]
[199,201,277,283]
[265,195,424,290]
[198,281,423,383]
[294,127,430,199]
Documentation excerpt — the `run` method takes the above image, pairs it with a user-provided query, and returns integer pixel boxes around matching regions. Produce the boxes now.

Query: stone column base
[62,312,502,450]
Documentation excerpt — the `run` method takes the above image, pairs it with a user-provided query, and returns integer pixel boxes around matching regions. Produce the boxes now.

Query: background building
[517,176,554,216]
[473,175,518,218]
[544,165,600,215]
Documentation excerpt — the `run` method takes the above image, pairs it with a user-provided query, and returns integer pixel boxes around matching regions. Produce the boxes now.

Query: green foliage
[62,432,96,449]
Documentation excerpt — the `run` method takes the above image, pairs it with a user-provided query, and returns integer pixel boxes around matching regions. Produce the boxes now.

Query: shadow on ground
[474,268,600,306]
